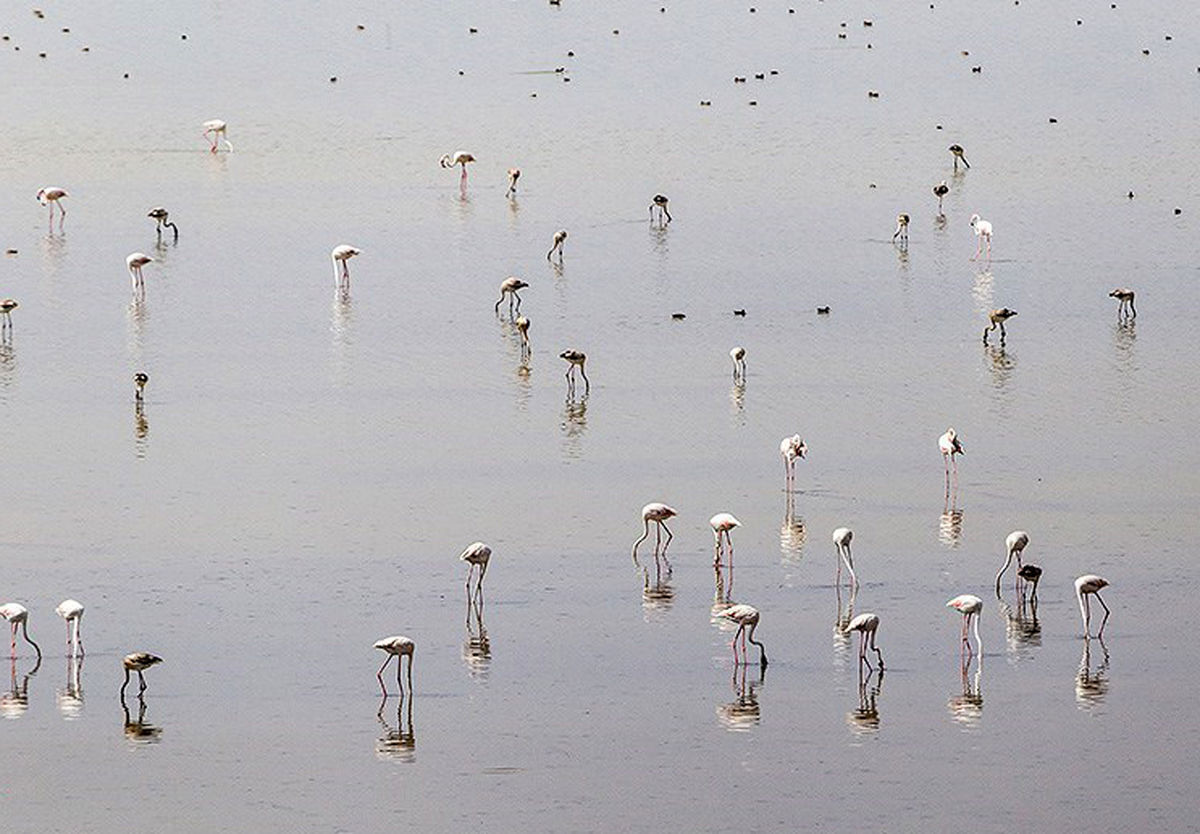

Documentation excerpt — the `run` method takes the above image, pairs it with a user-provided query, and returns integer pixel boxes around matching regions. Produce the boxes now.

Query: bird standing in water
[780,435,806,492]
[632,502,677,564]
[933,180,949,213]
[710,513,741,568]
[969,214,993,261]
[0,603,41,661]
[892,213,910,244]
[1075,575,1110,638]
[506,168,521,197]
[459,541,491,601]
[494,276,528,317]
[832,526,858,588]
[994,530,1029,594]
[560,349,589,395]
[730,346,746,383]
[202,120,232,153]
[716,604,768,667]
[1,299,17,332]
[939,427,964,490]
[515,315,531,360]
[121,652,162,696]
[331,245,361,289]
[982,308,1017,345]
[439,150,475,185]
[126,253,153,297]
[847,612,884,670]
[1109,288,1136,320]
[55,599,85,656]
[547,229,567,261]
[949,144,970,170]
[374,636,415,696]
[649,194,672,224]
[947,594,983,662]
[148,207,179,241]
[36,186,68,228]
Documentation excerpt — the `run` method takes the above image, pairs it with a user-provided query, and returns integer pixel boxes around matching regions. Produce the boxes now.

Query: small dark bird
[933,180,949,213]
[817,306,831,315]
[147,207,178,241]
[134,372,149,400]
[1017,564,1043,600]
[950,144,970,170]
[671,313,686,320]
[892,213,910,244]
[733,309,746,317]
[1109,287,1136,320]
[649,194,672,224]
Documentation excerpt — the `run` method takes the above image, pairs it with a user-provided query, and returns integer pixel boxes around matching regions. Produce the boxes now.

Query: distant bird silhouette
[949,144,970,170]
[374,635,415,695]
[515,315,531,359]
[969,214,993,260]
[730,346,746,383]
[560,349,589,395]
[1109,287,1136,320]
[982,307,1017,344]
[134,372,149,400]
[0,298,17,331]
[649,194,672,224]
[547,229,567,261]
[121,652,162,696]
[892,213,910,243]
[494,276,528,317]
[0,603,40,661]
[933,180,949,213]
[202,119,232,152]
[716,603,768,667]
[147,207,178,241]
[1018,564,1042,601]
[331,245,361,289]
[506,167,521,197]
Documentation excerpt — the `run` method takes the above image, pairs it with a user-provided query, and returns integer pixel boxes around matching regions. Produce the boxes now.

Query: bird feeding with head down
[649,194,672,224]
[730,346,746,383]
[36,186,68,226]
[947,594,983,662]
[780,435,806,492]
[547,229,567,261]
[202,119,232,153]
[121,652,163,696]
[147,207,178,241]
[716,604,768,668]
[949,144,970,170]
[0,603,41,661]
[994,530,1029,595]
[632,502,677,565]
[439,150,475,183]
[55,599,84,656]
[459,541,491,599]
[832,526,858,588]
[983,308,1017,345]
[560,349,588,395]
[1075,575,1111,638]
[846,612,884,670]
[331,245,361,289]
[374,635,415,696]
[126,252,153,296]
[494,276,528,317]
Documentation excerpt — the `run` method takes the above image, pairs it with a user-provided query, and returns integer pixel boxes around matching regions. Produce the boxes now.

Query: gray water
[2,1,1199,831]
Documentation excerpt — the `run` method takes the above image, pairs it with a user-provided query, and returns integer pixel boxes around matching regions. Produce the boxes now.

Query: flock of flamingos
[1,126,1132,724]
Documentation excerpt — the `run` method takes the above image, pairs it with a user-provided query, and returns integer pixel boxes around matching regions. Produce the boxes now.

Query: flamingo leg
[377,654,394,695]
[871,631,884,669]
[632,519,651,565]
[406,655,413,694]
[121,667,131,697]
[138,670,148,692]
[1095,592,1110,637]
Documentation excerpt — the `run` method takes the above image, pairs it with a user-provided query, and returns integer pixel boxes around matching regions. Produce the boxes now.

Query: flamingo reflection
[463,595,491,679]
[948,664,983,728]
[0,655,40,720]
[376,694,416,762]
[995,588,1041,661]
[1075,636,1110,711]
[57,653,84,719]
[712,559,733,609]
[847,669,883,736]
[122,695,163,744]
[717,662,764,731]
[779,497,805,563]
[938,505,963,548]
[641,556,675,620]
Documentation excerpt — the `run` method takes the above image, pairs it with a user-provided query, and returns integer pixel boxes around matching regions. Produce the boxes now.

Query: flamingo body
[202,119,232,152]
[716,604,768,667]
[374,635,415,695]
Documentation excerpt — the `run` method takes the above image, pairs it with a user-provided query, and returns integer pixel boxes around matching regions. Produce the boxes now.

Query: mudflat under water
[2,1,1199,831]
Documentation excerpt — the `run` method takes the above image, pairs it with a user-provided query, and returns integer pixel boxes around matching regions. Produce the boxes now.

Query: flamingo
[969,214,993,261]
[1075,575,1110,638]
[55,599,84,656]
[0,603,41,661]
[36,186,68,227]
[994,530,1029,594]
[374,635,415,695]
[710,513,740,568]
[933,180,949,213]
[649,194,672,224]
[147,207,178,241]
[494,276,528,316]
[632,502,677,564]
[459,541,491,599]
[1109,288,1136,320]
[1,299,17,331]
[1018,564,1042,601]
[547,229,567,261]
[716,604,768,667]
[949,144,970,170]
[892,213,910,244]
[134,372,149,400]
[121,652,163,696]
[947,594,983,661]
[730,346,746,383]
[515,315,531,359]
[847,612,884,670]
[832,526,858,588]
[439,151,475,188]
[939,427,964,491]
[126,252,153,296]
[560,349,588,395]
[331,245,361,289]
[506,167,521,197]
[982,308,1017,344]
[780,434,807,492]
[202,119,232,152]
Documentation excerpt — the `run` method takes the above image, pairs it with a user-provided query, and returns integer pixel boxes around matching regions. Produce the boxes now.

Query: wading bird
[515,315,530,359]
[710,513,741,568]
[982,307,1017,344]
[833,526,858,588]
[1109,287,1136,320]
[331,245,361,289]
[459,541,491,599]
[994,530,1029,594]
[1018,564,1042,601]
[506,168,521,197]
[730,346,746,383]
[374,635,415,696]
[1,299,17,331]
[649,194,672,224]
[36,186,68,226]
[847,612,884,670]
[969,214,992,261]
[121,652,162,696]
[134,372,149,400]
[202,119,232,152]
[892,213,910,244]
[560,349,588,395]
[147,207,178,241]
[716,604,768,667]
[939,427,964,490]
[547,229,567,261]
[632,502,677,564]
[0,603,41,661]
[949,144,970,170]
[55,599,84,656]
[126,252,153,296]
[494,276,528,316]
[439,150,475,184]
[1075,575,1110,638]
[947,594,983,662]
[780,435,806,492]
[933,180,949,213]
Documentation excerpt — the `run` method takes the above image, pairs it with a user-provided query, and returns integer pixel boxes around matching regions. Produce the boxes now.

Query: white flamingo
[947,594,983,662]
[710,513,740,568]
[439,150,475,184]
[36,186,68,227]
[0,603,40,661]
[847,612,883,670]
[780,434,806,492]
[832,526,858,588]
[55,599,85,656]
[716,604,768,667]
[969,214,992,261]
[374,636,415,695]
[202,119,232,152]
[632,502,677,564]
[126,252,153,297]
[994,530,1029,594]
[459,542,491,599]
[1075,575,1110,638]
[331,245,361,289]
[730,346,746,383]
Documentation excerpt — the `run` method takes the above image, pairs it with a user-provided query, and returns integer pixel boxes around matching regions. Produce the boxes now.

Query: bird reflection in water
[329,292,354,384]
[833,579,857,665]
[376,694,416,763]
[712,557,734,609]
[57,653,84,720]
[717,663,764,732]
[995,589,1041,661]
[1,655,40,720]
[984,343,1017,398]
[948,665,983,729]
[0,340,15,398]
[1075,636,1110,711]
[780,488,806,563]
[641,556,675,621]
[938,505,963,549]
[463,595,491,680]
[971,269,994,317]
[847,669,884,737]
[560,395,587,459]
[134,399,149,458]
[122,695,163,744]
[729,377,746,423]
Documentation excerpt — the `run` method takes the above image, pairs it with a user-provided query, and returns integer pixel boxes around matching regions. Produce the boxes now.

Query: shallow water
[2,1,1199,831]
